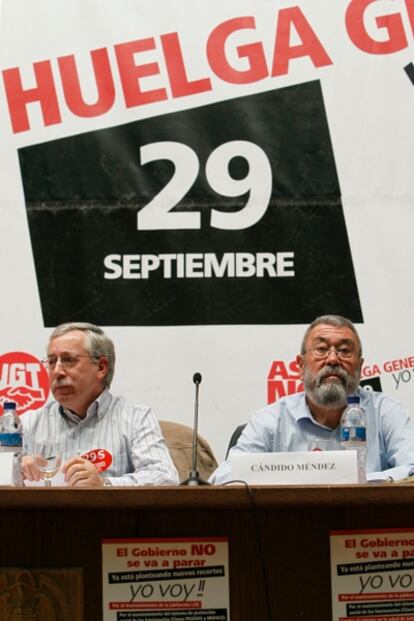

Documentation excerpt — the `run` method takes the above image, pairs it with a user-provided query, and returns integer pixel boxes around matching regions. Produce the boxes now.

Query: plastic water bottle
[0,401,23,486]
[340,395,366,483]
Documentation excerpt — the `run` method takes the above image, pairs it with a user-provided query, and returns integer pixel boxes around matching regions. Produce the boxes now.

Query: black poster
[19,80,362,326]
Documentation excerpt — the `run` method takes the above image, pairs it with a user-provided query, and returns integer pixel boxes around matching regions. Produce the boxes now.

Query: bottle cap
[3,401,16,410]
[347,395,360,404]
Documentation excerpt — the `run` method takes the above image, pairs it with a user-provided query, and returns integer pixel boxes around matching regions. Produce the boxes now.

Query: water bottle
[340,395,366,483]
[0,401,23,486]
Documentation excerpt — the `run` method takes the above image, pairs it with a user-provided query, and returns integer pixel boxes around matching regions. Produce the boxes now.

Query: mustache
[52,378,74,390]
[316,364,349,385]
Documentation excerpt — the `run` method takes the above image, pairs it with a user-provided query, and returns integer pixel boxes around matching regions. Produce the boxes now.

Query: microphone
[180,372,210,486]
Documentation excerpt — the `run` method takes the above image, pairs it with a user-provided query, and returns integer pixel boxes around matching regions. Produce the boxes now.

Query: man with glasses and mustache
[211,315,414,483]
[21,322,178,487]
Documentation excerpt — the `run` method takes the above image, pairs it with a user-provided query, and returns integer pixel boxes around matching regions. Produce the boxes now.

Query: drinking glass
[309,439,337,452]
[32,441,62,487]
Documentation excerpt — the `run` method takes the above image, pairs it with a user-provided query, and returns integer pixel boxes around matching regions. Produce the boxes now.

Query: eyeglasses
[42,354,96,370]
[305,345,357,360]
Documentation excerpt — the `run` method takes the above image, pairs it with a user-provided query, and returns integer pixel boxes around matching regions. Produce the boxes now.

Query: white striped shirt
[21,389,179,486]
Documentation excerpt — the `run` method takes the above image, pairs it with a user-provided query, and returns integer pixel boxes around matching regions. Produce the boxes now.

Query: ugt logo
[0,352,50,414]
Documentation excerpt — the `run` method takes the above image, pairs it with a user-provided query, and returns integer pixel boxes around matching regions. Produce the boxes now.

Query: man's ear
[296,354,304,379]
[97,355,109,380]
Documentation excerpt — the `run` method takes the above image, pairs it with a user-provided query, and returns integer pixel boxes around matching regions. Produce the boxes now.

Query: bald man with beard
[211,315,414,484]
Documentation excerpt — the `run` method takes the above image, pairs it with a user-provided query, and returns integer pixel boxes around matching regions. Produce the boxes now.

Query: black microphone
[180,372,210,486]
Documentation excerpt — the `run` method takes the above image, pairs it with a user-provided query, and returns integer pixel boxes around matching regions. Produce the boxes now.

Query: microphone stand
[180,373,209,486]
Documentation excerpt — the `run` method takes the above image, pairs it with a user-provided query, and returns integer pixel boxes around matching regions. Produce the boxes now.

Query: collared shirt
[21,389,179,486]
[211,388,414,484]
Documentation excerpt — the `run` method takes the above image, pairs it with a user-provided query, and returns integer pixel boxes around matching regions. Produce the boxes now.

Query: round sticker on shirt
[80,448,112,472]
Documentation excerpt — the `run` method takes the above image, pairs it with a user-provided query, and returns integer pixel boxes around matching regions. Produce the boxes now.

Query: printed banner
[0,0,413,460]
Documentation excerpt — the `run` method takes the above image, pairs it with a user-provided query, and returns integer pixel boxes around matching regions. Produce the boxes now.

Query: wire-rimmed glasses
[41,354,96,371]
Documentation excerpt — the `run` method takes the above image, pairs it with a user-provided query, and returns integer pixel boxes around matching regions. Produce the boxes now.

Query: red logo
[0,351,50,415]
[80,448,112,472]
[267,359,304,403]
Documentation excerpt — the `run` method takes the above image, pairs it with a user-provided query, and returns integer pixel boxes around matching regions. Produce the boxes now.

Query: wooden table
[0,484,412,620]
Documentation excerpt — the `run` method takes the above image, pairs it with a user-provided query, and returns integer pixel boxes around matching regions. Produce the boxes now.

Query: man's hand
[21,455,42,481]
[62,456,104,487]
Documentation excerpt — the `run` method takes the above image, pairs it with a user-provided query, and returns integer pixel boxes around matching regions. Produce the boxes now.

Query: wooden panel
[0,568,82,620]
[0,485,412,620]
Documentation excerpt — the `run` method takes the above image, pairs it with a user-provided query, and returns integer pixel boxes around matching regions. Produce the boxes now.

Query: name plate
[230,450,358,485]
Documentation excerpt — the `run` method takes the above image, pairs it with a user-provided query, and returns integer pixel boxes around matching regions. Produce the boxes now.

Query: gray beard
[303,364,360,408]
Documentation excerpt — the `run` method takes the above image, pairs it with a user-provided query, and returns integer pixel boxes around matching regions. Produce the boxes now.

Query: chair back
[225,423,247,458]
[159,420,218,483]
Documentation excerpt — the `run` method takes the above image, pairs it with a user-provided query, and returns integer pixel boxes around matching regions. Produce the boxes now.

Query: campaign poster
[102,537,229,621]
[330,528,414,621]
